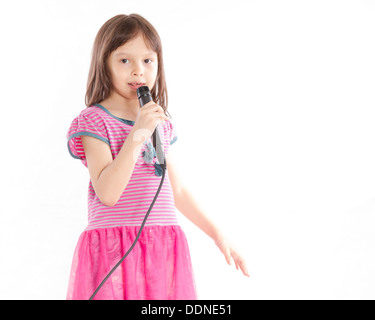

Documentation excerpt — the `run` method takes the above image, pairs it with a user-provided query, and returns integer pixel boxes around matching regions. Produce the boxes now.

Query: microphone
[136,86,166,167]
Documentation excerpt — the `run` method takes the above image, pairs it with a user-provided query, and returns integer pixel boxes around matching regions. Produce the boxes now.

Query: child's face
[107,33,158,101]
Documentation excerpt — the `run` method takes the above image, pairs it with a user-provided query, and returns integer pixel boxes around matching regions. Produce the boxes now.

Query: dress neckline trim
[93,103,135,126]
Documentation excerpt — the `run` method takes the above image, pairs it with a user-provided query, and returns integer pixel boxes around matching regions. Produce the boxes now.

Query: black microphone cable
[89,86,167,300]
[89,162,166,300]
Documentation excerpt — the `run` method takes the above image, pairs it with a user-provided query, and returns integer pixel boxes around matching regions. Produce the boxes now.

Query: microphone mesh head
[136,85,150,99]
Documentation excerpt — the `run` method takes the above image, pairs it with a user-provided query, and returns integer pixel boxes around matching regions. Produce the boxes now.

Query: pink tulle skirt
[66,225,198,300]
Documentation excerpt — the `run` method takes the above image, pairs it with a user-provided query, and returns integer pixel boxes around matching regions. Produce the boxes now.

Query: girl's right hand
[132,101,169,143]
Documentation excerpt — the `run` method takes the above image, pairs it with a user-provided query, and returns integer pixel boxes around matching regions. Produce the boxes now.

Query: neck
[100,92,140,116]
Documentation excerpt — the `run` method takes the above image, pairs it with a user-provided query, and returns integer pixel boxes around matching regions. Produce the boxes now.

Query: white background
[0,0,374,300]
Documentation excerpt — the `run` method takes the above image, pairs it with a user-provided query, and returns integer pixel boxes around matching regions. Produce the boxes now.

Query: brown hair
[85,14,170,117]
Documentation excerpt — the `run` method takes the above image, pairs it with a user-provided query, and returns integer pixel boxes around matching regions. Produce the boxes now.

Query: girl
[66,13,249,300]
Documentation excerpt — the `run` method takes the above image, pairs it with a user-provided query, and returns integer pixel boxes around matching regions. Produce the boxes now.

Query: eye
[144,59,153,64]
[120,59,129,64]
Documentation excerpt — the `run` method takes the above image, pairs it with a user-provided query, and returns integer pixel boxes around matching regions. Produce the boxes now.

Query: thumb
[225,250,232,265]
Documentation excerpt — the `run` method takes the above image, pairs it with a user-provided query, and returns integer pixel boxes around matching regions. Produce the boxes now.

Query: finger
[148,104,163,113]
[225,250,232,265]
[231,251,250,276]
[160,112,169,120]
[157,105,165,114]
[152,105,168,119]
[238,260,250,277]
[142,100,155,108]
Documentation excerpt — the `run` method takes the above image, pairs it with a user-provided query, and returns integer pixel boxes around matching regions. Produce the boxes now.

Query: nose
[132,62,144,77]
[132,70,143,77]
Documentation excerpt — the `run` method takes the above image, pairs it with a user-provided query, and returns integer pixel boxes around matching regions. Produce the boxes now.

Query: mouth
[128,82,146,89]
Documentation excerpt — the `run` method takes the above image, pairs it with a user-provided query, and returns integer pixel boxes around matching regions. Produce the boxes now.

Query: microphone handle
[138,94,165,166]
[153,129,165,165]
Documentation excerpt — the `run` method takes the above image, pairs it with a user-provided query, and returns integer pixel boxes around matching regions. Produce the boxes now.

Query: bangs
[109,17,160,55]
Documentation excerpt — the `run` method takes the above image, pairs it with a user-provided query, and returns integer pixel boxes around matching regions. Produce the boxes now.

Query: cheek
[148,73,158,88]
[111,67,125,80]
[111,70,128,88]
[111,77,123,91]
[148,65,158,81]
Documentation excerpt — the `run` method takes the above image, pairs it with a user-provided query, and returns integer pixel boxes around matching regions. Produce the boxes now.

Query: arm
[174,187,223,242]
[166,150,223,242]
[82,128,144,207]
[167,150,250,277]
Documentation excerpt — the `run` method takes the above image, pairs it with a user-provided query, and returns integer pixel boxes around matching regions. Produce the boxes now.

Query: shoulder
[163,118,175,129]
[79,105,107,121]
[67,105,110,138]
[160,118,173,133]
[165,118,177,134]
[76,105,112,129]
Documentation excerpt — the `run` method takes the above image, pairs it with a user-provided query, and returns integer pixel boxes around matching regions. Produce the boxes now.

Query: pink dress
[66,104,198,300]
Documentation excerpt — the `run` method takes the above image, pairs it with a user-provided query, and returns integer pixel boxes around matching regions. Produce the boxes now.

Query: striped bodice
[66,104,179,230]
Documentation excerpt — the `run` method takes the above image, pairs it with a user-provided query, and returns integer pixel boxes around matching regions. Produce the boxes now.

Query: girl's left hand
[214,235,250,277]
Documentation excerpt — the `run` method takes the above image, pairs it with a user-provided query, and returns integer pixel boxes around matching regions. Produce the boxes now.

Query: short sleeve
[66,113,110,167]
[169,119,178,146]
[161,118,178,158]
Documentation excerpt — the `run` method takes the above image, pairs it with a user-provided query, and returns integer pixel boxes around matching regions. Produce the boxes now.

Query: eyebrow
[115,52,156,57]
